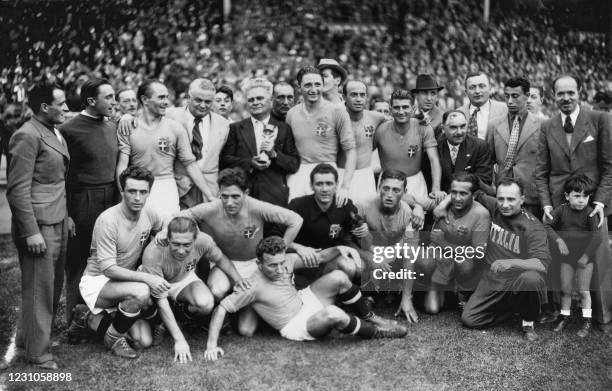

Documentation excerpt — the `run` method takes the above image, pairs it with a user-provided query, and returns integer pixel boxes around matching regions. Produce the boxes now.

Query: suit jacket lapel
[496,119,510,147]
[516,113,537,151]
[550,115,570,157]
[240,119,258,156]
[454,139,470,171]
[570,110,588,153]
[33,119,69,160]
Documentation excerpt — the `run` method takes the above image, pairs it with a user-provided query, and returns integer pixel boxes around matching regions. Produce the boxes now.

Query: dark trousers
[461,269,546,328]
[15,219,67,363]
[65,183,117,322]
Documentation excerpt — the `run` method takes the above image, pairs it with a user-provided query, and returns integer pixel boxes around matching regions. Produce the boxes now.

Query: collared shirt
[562,105,580,146]
[184,107,212,165]
[250,114,270,153]
[470,100,491,139]
[507,111,528,136]
[447,141,460,165]
[289,194,357,249]
[80,110,103,120]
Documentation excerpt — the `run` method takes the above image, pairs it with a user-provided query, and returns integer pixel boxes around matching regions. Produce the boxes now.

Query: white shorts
[400,171,435,211]
[167,270,202,301]
[147,176,180,220]
[288,162,337,202]
[79,274,111,315]
[213,259,259,279]
[338,166,376,206]
[279,287,325,341]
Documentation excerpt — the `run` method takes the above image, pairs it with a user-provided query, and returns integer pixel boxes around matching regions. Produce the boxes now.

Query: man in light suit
[535,75,612,332]
[437,110,492,193]
[459,71,508,140]
[166,78,230,208]
[488,77,542,217]
[6,82,74,369]
[220,78,300,208]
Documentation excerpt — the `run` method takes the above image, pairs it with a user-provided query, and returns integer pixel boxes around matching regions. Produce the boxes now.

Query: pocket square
[583,135,595,143]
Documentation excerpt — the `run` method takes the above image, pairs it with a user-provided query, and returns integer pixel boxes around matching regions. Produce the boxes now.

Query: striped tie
[468,107,479,137]
[503,116,520,169]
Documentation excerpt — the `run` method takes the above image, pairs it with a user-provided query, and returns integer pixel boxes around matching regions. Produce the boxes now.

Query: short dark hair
[218,167,249,191]
[119,166,155,191]
[564,174,594,195]
[552,75,583,94]
[464,71,489,88]
[370,97,388,110]
[390,89,413,107]
[379,169,407,188]
[296,66,323,85]
[27,81,61,114]
[310,163,338,184]
[137,79,164,104]
[216,85,234,101]
[343,80,367,97]
[594,91,612,104]
[80,78,112,108]
[451,172,479,193]
[497,177,524,195]
[442,109,467,124]
[256,236,287,262]
[273,82,295,96]
[505,77,530,95]
[167,216,199,240]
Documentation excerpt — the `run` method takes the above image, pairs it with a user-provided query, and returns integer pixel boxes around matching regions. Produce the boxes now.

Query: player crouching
[204,236,408,361]
[140,216,250,363]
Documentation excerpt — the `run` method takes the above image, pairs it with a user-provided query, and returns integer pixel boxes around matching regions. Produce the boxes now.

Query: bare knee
[328,269,352,290]
[424,292,441,315]
[322,305,348,324]
[191,295,214,315]
[208,279,230,301]
[122,283,151,312]
[238,320,257,337]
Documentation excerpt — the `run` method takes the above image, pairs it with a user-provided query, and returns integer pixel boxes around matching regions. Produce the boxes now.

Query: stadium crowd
[1,0,612,372]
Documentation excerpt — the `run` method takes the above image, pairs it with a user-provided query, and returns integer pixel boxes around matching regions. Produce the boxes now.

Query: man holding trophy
[220,77,300,208]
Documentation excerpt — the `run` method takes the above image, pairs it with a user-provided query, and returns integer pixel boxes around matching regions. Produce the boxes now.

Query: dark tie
[468,107,480,137]
[192,116,203,160]
[563,116,573,134]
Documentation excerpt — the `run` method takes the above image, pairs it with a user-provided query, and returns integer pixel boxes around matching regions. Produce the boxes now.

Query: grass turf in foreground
[0,238,611,390]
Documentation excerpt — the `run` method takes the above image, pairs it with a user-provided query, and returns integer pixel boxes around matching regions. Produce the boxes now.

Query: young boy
[544,174,600,337]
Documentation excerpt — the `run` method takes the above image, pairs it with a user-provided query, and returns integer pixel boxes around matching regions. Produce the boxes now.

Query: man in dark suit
[488,77,542,217]
[438,110,492,193]
[535,74,612,332]
[6,82,74,369]
[220,77,300,207]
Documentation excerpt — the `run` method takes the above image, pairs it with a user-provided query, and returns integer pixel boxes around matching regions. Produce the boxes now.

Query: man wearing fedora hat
[412,74,445,137]
[318,59,348,105]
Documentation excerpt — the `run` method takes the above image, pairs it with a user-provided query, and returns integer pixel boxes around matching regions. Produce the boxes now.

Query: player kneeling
[204,236,408,361]
[140,216,250,363]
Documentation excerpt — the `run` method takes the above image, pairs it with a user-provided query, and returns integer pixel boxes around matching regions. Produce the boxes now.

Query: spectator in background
[371,98,391,119]
[412,74,445,135]
[115,89,138,117]
[527,86,548,120]
[1,102,29,178]
[213,85,234,123]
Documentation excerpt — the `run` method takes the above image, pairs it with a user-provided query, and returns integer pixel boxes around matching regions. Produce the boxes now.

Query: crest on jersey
[158,137,171,152]
[329,224,342,239]
[314,121,331,137]
[185,260,196,272]
[406,144,419,158]
[139,231,149,247]
[364,125,374,138]
[241,225,260,239]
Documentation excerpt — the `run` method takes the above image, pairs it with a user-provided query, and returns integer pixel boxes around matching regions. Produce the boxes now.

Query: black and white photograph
[0,0,611,389]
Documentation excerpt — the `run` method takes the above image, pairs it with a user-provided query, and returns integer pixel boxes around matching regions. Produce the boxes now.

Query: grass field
[0,235,611,391]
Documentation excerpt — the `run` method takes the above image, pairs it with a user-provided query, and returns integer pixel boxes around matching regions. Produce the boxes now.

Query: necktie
[191,117,203,160]
[503,116,520,169]
[53,127,63,144]
[563,116,574,134]
[450,145,458,165]
[468,107,479,137]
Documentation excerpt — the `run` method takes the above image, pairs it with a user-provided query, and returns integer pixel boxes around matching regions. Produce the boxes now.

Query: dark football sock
[96,312,114,339]
[338,285,371,318]
[112,305,141,334]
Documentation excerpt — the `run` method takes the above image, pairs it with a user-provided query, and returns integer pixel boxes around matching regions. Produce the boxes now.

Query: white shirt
[562,105,580,146]
[251,114,270,153]
[470,100,491,140]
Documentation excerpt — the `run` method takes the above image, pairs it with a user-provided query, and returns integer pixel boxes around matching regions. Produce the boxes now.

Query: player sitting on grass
[204,236,408,361]
[544,174,600,338]
[71,166,169,359]
[140,216,250,363]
